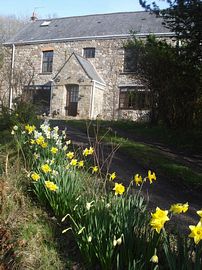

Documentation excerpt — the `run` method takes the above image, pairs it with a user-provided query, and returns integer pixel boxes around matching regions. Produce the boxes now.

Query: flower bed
[12,121,202,269]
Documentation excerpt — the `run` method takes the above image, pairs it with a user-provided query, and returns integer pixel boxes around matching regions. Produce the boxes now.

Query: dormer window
[83,48,95,58]
[42,50,53,73]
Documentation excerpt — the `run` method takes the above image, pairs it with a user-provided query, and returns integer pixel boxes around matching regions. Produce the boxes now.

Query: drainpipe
[90,80,95,119]
[50,79,54,116]
[9,44,15,109]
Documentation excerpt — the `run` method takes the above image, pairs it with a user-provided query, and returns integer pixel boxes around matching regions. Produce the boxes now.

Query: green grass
[62,120,202,187]
[64,119,202,154]
[106,135,202,186]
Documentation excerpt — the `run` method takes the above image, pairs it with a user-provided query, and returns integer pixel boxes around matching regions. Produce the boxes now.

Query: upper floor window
[124,47,138,73]
[83,48,95,58]
[42,50,53,73]
[119,86,150,110]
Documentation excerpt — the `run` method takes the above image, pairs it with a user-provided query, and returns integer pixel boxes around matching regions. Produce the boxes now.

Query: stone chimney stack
[30,12,37,22]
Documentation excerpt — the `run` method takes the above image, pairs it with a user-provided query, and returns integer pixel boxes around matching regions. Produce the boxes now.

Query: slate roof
[74,54,105,84]
[53,52,105,84]
[5,11,172,45]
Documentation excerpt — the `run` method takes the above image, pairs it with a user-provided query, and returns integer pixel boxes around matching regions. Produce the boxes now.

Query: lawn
[64,119,202,187]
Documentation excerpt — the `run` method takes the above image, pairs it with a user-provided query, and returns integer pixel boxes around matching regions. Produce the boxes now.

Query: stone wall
[6,37,149,120]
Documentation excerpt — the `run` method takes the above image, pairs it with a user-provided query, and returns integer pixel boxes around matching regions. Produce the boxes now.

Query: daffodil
[88,147,94,155]
[113,183,125,195]
[109,172,116,181]
[113,235,123,246]
[45,180,58,192]
[92,166,98,173]
[189,221,202,244]
[70,159,77,166]
[83,147,94,156]
[41,142,48,148]
[25,124,36,134]
[197,210,202,218]
[36,136,45,145]
[66,151,74,159]
[41,164,52,173]
[134,174,143,186]
[148,170,156,184]
[87,236,92,242]
[86,201,94,210]
[51,147,58,154]
[150,207,170,233]
[83,148,89,156]
[78,160,84,168]
[30,139,35,145]
[31,172,40,181]
[150,255,158,264]
[170,202,189,214]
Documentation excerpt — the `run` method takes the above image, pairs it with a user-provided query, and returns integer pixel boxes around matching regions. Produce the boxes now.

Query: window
[119,86,150,110]
[42,50,53,73]
[83,48,95,58]
[24,85,51,115]
[124,47,139,73]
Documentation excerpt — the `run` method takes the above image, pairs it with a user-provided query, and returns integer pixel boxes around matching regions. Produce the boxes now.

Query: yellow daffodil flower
[78,160,84,168]
[30,139,35,145]
[197,210,202,218]
[150,255,159,264]
[25,124,36,134]
[109,172,116,181]
[92,166,98,173]
[83,148,89,156]
[70,159,77,166]
[189,221,202,244]
[36,136,45,145]
[51,147,58,154]
[113,183,125,195]
[31,172,40,181]
[45,180,58,192]
[88,147,94,155]
[170,202,189,214]
[66,151,74,159]
[150,207,170,233]
[41,142,48,148]
[83,147,94,156]
[41,164,52,174]
[134,174,143,186]
[148,170,156,184]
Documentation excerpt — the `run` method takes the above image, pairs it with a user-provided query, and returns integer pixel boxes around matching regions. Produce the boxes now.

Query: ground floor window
[24,84,51,115]
[119,86,150,110]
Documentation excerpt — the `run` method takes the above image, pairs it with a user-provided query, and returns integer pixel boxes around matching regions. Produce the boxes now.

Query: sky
[0,0,146,19]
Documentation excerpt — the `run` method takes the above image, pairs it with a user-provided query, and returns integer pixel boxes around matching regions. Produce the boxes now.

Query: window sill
[39,72,52,75]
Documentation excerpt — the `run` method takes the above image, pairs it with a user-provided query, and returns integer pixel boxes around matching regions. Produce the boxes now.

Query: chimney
[30,12,37,22]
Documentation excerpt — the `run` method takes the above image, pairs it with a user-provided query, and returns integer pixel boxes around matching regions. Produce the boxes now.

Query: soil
[58,123,202,231]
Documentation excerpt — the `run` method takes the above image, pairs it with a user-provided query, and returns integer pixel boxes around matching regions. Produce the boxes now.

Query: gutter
[9,44,15,109]
[4,32,175,46]
[90,80,96,119]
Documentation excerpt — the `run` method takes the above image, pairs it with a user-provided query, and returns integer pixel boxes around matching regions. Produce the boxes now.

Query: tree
[0,15,28,43]
[126,0,202,128]
[139,0,202,65]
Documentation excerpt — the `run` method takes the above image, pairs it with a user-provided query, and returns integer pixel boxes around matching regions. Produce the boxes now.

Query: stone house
[4,11,173,120]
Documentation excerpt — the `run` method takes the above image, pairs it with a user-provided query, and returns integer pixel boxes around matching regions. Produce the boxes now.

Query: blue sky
[0,0,146,19]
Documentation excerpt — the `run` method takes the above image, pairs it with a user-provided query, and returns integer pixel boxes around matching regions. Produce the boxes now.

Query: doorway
[66,84,79,116]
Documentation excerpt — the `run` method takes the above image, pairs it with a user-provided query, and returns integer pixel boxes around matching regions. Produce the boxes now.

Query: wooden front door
[66,84,79,116]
